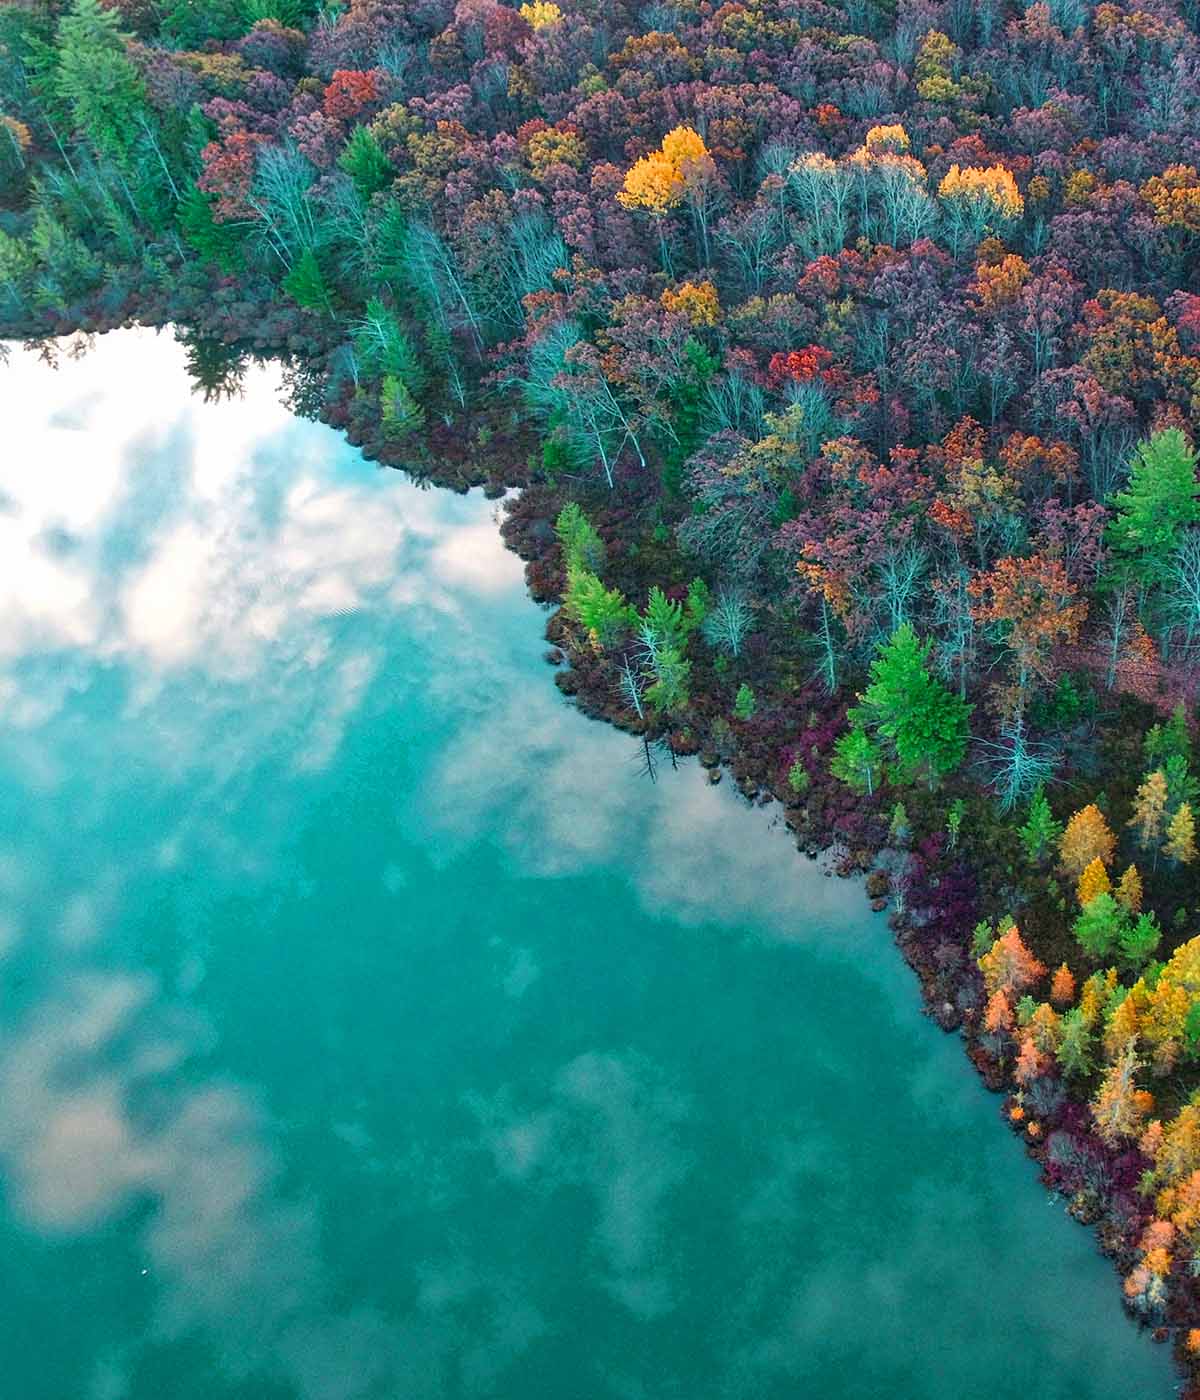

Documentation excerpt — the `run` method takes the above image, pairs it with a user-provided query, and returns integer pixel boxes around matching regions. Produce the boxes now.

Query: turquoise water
[0,330,1175,1399]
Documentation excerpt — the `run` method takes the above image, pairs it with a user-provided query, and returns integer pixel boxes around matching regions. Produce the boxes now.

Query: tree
[849,623,972,788]
[1129,770,1170,851]
[1092,1041,1152,1146]
[831,725,884,796]
[1120,913,1162,969]
[1060,804,1117,878]
[733,683,756,721]
[1107,429,1200,589]
[968,554,1087,715]
[1074,892,1125,960]
[1058,1007,1093,1076]
[282,248,331,313]
[380,373,423,436]
[701,589,754,656]
[978,924,1046,997]
[1077,857,1111,906]
[1116,864,1144,914]
[339,124,392,199]
[1019,784,1062,863]
[1166,803,1198,864]
[937,163,1023,256]
[555,502,605,574]
[565,569,636,648]
[1050,963,1077,1007]
[56,0,148,173]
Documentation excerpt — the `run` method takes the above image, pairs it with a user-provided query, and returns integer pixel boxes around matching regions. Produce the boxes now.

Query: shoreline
[6,307,1196,1391]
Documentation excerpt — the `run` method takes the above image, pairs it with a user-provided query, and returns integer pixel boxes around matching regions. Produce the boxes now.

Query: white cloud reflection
[0,330,1174,1400]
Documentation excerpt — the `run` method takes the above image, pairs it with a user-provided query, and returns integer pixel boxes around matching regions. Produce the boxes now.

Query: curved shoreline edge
[5,302,1194,1394]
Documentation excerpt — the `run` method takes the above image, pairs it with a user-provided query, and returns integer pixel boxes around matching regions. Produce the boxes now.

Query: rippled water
[0,330,1175,1399]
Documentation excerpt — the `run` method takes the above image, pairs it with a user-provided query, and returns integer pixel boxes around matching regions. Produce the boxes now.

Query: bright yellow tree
[1059,803,1116,877]
[661,279,720,325]
[937,163,1024,255]
[1077,856,1111,906]
[1166,802,1197,863]
[519,1,563,28]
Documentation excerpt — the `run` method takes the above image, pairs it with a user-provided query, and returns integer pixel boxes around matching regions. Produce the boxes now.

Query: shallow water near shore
[0,328,1176,1399]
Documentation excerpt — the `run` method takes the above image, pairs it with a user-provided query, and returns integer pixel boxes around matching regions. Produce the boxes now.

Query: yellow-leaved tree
[1077,856,1111,906]
[1116,864,1144,913]
[937,163,1024,255]
[618,125,713,270]
[1129,770,1169,850]
[1059,803,1116,878]
[1166,803,1197,863]
[518,1,562,28]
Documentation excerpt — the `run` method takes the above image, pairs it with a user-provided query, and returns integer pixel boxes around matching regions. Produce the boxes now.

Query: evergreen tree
[848,623,972,788]
[179,186,247,275]
[282,247,331,313]
[380,374,424,436]
[1074,891,1125,960]
[338,125,392,200]
[1120,912,1162,969]
[733,682,756,720]
[555,502,605,574]
[1019,783,1062,863]
[1058,1007,1093,1076]
[1107,428,1200,587]
[55,0,147,171]
[565,569,636,648]
[830,725,884,796]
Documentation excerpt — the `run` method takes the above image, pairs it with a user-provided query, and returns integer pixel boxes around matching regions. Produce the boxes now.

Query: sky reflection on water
[0,330,1176,1400]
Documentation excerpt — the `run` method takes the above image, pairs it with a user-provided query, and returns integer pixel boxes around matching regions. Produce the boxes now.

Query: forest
[4,0,1200,1378]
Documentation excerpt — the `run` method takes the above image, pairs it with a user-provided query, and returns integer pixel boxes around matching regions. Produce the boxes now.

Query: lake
[0,329,1175,1399]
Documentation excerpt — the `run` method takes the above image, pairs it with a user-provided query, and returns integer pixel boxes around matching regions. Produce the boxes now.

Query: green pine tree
[380,374,424,437]
[554,502,605,574]
[1018,783,1063,863]
[849,623,972,788]
[338,124,392,200]
[1073,891,1125,960]
[179,186,247,274]
[1107,428,1199,586]
[830,725,884,796]
[282,248,331,313]
[55,0,148,169]
[733,682,756,721]
[1118,911,1161,969]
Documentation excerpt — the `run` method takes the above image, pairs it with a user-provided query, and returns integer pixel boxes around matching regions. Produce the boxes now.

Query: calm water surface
[0,330,1176,1399]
